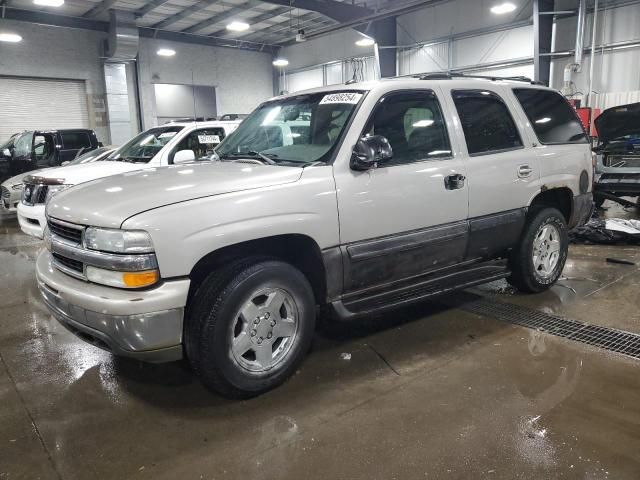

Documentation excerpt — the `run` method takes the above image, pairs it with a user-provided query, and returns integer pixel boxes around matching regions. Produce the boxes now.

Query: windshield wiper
[219,151,277,165]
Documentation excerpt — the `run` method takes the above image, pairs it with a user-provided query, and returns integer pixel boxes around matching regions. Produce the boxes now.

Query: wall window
[513,88,588,144]
[363,90,452,166]
[452,90,523,155]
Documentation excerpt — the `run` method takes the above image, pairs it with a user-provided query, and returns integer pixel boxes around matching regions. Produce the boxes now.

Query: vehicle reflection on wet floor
[1,204,639,480]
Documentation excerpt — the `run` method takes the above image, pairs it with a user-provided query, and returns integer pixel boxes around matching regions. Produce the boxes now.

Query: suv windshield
[107,126,184,163]
[217,91,365,165]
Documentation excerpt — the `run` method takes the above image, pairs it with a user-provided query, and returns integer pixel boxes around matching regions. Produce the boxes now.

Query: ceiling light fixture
[355,37,375,47]
[272,58,289,67]
[33,0,65,6]
[0,33,23,43]
[227,21,250,32]
[157,48,176,57]
[490,2,517,14]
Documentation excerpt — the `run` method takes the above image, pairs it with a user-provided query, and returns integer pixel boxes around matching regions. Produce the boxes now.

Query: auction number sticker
[319,92,363,105]
[198,135,221,144]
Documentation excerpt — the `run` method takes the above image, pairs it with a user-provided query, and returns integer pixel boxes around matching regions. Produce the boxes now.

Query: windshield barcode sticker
[319,93,363,105]
[198,135,220,144]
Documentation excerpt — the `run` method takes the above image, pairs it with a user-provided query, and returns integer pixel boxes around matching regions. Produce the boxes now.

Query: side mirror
[350,135,393,171]
[174,149,196,164]
[2,148,10,157]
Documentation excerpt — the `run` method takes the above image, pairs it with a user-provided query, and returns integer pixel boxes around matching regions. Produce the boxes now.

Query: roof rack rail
[415,72,544,85]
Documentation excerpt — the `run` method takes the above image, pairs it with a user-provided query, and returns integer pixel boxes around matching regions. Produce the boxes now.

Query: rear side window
[452,90,523,155]
[61,132,92,150]
[513,89,588,144]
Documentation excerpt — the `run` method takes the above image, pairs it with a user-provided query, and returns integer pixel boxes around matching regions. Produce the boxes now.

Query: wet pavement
[1,202,640,480]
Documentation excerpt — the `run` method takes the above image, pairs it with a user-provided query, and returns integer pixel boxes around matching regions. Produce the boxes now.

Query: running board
[331,263,510,320]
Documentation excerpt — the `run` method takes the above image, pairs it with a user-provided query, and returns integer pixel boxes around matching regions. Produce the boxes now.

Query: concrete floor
[1,203,640,480]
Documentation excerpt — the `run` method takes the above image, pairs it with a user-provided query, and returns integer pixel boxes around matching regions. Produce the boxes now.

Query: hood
[28,161,143,186]
[595,102,640,146]
[2,169,41,188]
[47,162,303,228]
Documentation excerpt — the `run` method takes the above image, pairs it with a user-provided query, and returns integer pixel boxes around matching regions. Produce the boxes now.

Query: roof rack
[415,72,544,85]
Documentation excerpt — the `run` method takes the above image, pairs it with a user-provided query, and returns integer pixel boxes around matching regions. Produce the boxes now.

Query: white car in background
[2,146,115,214]
[18,120,237,238]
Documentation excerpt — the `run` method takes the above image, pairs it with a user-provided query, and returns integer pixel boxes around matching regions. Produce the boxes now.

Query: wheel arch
[527,186,574,223]
[187,234,329,307]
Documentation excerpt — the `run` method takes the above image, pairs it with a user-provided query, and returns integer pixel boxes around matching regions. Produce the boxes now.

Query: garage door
[0,76,89,143]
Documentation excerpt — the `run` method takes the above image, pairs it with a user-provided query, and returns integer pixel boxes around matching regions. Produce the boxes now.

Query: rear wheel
[185,258,316,399]
[508,208,568,293]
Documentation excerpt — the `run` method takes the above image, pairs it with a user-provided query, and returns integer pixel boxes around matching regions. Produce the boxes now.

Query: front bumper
[36,249,190,362]
[17,203,46,238]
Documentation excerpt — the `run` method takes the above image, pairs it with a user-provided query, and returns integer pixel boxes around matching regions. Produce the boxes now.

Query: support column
[534,0,554,85]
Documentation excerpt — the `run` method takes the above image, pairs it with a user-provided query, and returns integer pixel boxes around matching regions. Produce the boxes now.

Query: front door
[334,89,469,293]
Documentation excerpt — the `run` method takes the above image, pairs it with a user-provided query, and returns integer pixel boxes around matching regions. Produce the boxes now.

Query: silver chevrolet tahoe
[37,75,593,398]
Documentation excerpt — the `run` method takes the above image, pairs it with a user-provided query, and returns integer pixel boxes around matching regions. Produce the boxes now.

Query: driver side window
[363,91,452,166]
[172,128,224,163]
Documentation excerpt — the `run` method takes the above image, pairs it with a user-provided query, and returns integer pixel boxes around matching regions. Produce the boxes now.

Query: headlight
[84,227,154,254]
[45,184,72,203]
[86,266,159,289]
[11,183,23,191]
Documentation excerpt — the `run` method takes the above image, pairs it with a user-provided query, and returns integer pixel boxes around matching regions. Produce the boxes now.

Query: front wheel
[185,258,316,399]
[508,208,568,293]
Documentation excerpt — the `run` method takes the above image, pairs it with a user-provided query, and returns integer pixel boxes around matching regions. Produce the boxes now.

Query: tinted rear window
[513,89,588,144]
[452,90,523,155]
[61,132,92,150]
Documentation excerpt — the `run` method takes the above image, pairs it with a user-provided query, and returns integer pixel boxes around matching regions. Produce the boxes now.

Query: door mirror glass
[173,149,196,164]
[350,135,393,171]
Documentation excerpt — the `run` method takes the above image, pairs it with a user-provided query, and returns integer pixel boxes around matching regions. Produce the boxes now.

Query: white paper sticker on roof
[319,92,363,105]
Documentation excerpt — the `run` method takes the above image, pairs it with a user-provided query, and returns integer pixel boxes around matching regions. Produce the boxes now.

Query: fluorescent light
[412,120,434,128]
[356,37,375,47]
[0,33,22,43]
[490,2,517,14]
[157,48,176,57]
[272,58,289,67]
[34,0,64,6]
[227,21,250,32]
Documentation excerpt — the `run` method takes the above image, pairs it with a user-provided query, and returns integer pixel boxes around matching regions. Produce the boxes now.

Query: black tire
[185,257,316,399]
[508,208,568,293]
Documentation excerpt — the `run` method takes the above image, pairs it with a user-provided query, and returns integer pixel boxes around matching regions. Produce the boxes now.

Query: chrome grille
[604,155,640,168]
[48,218,84,244]
[52,252,83,273]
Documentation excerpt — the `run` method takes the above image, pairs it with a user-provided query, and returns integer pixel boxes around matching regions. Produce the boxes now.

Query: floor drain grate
[444,292,640,359]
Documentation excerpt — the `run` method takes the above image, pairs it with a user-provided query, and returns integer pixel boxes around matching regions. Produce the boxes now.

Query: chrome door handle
[518,165,533,178]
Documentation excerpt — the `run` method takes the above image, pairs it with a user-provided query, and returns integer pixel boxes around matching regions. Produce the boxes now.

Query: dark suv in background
[0,129,100,182]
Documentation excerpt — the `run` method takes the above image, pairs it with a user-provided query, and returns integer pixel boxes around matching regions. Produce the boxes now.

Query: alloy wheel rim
[532,223,561,279]
[230,287,299,373]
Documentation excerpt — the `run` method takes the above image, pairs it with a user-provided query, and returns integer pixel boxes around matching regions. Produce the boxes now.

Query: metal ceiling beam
[258,0,372,23]
[182,1,266,34]
[136,0,172,18]
[204,6,291,37]
[83,0,119,18]
[151,0,217,29]
[240,11,333,43]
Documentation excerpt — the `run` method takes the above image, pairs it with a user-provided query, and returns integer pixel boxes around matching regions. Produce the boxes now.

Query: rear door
[443,86,538,258]
[334,89,469,293]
